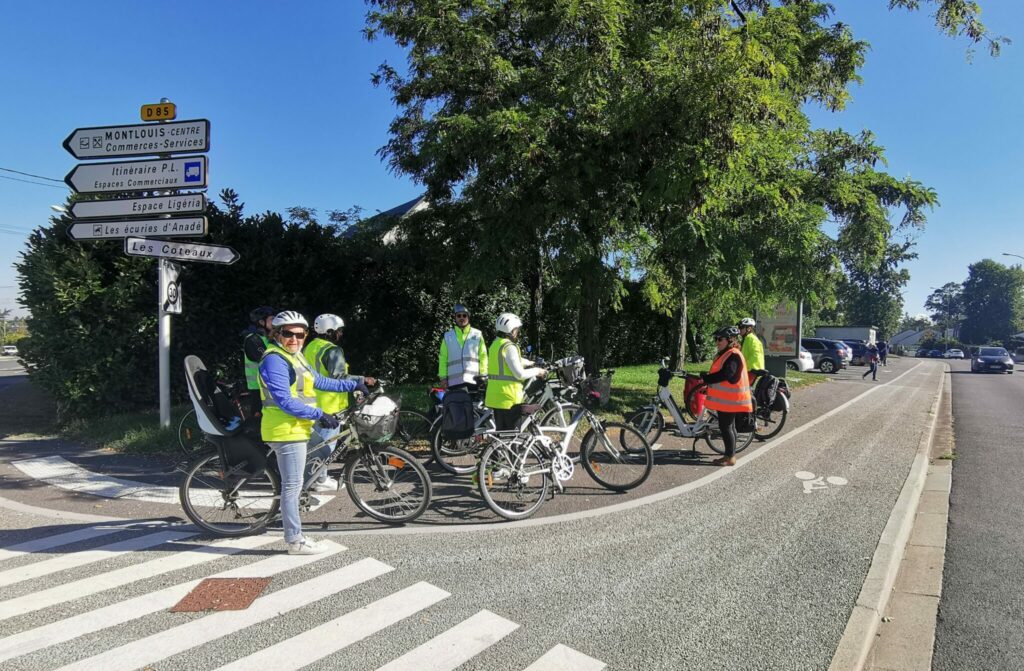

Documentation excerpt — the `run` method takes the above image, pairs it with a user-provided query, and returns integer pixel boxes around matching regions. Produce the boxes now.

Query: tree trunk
[670,264,687,370]
[527,264,543,352]
[577,254,603,375]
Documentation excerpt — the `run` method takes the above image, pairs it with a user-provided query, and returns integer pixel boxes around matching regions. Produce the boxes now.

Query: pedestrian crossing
[0,521,607,670]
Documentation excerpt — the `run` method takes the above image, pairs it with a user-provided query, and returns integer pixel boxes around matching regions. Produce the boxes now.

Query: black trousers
[717,411,738,457]
[493,406,523,432]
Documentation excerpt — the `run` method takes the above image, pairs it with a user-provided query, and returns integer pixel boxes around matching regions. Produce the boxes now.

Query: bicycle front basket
[556,355,586,386]
[579,374,611,410]
[352,396,401,443]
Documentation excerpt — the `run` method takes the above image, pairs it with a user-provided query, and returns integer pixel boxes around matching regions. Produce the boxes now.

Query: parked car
[787,346,814,372]
[842,339,868,365]
[915,348,930,358]
[800,337,847,374]
[971,347,1014,374]
[928,349,943,358]
[943,349,965,359]
[2,345,16,356]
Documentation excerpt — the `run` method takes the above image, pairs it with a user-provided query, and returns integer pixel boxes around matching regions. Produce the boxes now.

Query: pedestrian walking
[878,340,888,366]
[862,343,880,381]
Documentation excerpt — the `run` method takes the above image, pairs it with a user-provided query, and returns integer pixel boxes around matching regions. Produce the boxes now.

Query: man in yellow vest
[738,317,765,384]
[701,326,753,466]
[438,303,488,392]
[485,312,546,431]
[259,311,373,555]
[242,306,276,419]
[304,313,355,493]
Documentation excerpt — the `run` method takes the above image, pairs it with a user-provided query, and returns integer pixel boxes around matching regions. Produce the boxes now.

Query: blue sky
[1,1,1021,322]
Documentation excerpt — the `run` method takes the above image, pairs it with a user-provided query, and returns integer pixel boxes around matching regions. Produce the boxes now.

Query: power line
[0,174,67,189]
[0,167,64,183]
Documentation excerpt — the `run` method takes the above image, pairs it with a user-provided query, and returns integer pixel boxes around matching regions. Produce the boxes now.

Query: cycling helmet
[714,326,740,340]
[249,305,276,324]
[271,310,308,329]
[739,317,756,328]
[313,313,345,335]
[495,312,522,335]
[453,303,470,315]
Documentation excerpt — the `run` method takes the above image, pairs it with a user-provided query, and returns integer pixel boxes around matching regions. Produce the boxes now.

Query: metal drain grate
[170,577,271,612]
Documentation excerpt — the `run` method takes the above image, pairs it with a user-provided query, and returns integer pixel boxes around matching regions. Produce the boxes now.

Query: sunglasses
[454,313,469,319]
[280,330,307,340]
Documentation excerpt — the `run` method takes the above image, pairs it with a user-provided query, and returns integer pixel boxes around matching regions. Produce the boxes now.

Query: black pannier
[441,388,475,440]
[754,374,780,415]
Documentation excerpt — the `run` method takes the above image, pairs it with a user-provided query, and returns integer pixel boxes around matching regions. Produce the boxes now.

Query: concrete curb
[829,364,949,670]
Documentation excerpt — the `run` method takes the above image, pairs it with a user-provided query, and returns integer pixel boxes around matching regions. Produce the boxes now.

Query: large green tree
[957,259,1024,344]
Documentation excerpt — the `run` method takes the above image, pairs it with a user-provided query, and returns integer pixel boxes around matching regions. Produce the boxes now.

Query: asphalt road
[0,360,946,670]
[932,360,1024,670]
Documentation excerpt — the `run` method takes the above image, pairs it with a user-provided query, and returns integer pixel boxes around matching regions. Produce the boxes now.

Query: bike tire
[393,410,435,464]
[477,437,550,521]
[753,400,788,441]
[345,445,432,523]
[177,408,207,455]
[625,406,664,444]
[179,449,280,537]
[431,426,481,475]
[581,422,653,491]
[702,409,755,455]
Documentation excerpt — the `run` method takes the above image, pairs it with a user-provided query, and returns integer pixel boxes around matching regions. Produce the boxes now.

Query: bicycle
[749,369,790,441]
[178,380,432,537]
[626,359,754,455]
[177,379,254,455]
[477,369,653,520]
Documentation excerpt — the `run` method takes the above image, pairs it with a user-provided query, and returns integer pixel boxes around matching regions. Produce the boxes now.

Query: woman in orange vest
[701,326,753,466]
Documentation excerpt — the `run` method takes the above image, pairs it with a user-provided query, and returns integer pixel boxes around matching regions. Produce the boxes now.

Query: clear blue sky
[1,1,1021,321]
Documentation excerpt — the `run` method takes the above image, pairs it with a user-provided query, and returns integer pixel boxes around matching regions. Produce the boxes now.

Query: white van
[3,345,17,356]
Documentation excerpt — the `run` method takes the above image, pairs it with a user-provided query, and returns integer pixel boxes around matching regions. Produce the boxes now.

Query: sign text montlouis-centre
[63,119,209,160]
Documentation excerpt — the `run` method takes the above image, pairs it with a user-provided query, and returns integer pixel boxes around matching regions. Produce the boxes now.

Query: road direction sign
[65,156,207,194]
[63,119,209,160]
[69,217,208,241]
[69,194,207,219]
[124,236,239,265]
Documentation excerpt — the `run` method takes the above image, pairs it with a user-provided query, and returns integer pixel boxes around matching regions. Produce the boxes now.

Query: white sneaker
[311,476,340,492]
[287,537,326,555]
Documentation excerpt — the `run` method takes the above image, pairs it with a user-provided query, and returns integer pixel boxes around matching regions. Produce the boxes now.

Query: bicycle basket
[352,395,401,443]
[579,374,611,410]
[556,355,586,386]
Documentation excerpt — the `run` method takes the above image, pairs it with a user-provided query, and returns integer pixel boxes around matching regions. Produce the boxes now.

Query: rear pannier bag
[441,388,475,440]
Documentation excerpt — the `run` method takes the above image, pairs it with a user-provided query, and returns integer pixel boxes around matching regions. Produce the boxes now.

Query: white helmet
[495,312,522,335]
[739,317,756,327]
[313,313,345,335]
[271,310,308,329]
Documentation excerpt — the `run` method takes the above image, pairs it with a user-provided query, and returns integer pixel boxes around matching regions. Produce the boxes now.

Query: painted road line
[0,529,194,588]
[376,609,520,671]
[0,523,137,563]
[53,557,393,671]
[0,535,276,621]
[0,541,345,664]
[12,455,335,511]
[12,455,179,504]
[523,644,607,671]
[215,582,450,671]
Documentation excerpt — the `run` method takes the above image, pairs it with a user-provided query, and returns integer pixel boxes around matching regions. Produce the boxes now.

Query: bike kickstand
[690,439,701,458]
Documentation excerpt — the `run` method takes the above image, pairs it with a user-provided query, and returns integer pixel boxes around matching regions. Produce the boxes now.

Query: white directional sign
[124,236,239,265]
[65,156,207,194]
[63,119,210,160]
[69,217,208,241]
[69,194,207,220]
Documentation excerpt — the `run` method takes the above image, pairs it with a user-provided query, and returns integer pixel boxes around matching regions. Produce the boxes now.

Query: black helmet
[249,306,276,324]
[453,303,470,316]
[714,326,740,340]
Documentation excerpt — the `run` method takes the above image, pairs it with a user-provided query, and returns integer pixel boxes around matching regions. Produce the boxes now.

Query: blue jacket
[259,352,363,421]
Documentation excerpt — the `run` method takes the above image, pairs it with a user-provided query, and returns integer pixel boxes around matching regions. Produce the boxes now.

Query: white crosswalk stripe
[0,523,607,670]
[377,609,520,671]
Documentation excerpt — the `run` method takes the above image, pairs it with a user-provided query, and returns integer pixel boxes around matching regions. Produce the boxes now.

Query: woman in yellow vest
[259,311,373,555]
[485,312,546,431]
[701,326,753,466]
[304,313,356,493]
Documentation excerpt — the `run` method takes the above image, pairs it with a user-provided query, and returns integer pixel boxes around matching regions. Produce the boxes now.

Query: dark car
[928,349,943,358]
[842,339,868,365]
[971,346,1014,374]
[800,337,847,374]
[915,348,930,357]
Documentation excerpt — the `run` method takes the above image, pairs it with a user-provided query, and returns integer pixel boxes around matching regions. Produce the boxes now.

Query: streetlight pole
[1003,252,1024,263]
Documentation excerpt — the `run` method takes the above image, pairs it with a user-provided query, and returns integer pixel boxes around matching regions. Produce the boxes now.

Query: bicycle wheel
[581,422,653,491]
[753,401,788,441]
[393,410,434,463]
[702,409,755,455]
[345,445,432,523]
[179,450,279,537]
[478,437,550,521]
[177,408,207,455]
[431,426,483,475]
[625,406,664,444]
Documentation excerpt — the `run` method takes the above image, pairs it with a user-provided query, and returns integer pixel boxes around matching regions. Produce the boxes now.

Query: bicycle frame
[643,374,713,439]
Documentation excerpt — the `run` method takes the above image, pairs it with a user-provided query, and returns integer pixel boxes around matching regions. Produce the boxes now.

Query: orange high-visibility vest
[704,347,753,413]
